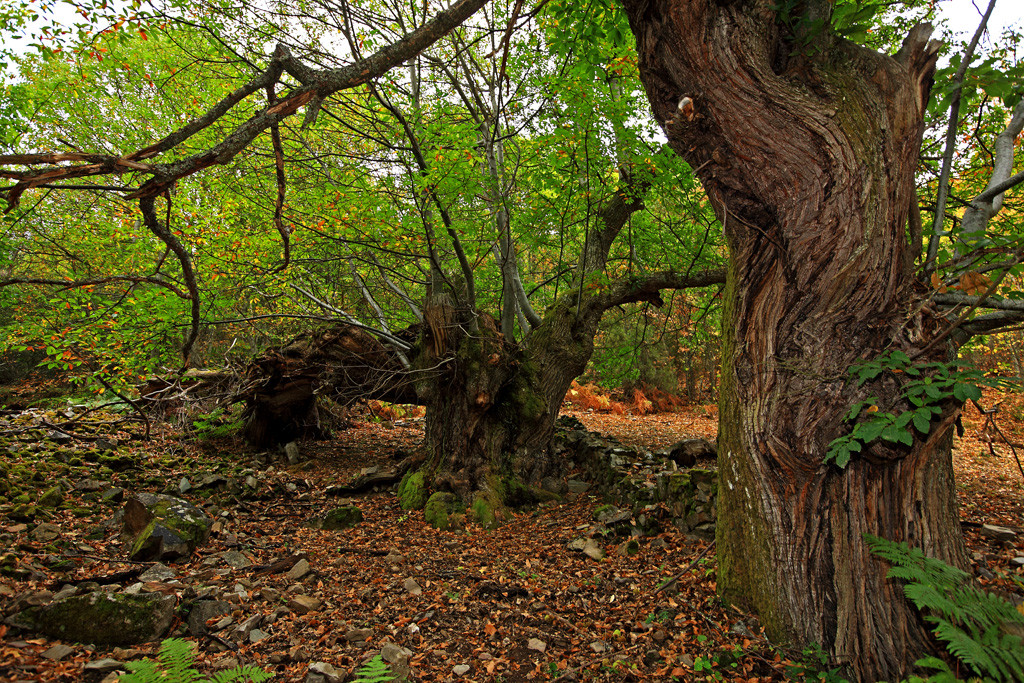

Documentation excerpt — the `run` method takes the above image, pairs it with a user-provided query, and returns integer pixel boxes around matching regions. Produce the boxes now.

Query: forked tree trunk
[623,1,965,680]
[416,297,609,510]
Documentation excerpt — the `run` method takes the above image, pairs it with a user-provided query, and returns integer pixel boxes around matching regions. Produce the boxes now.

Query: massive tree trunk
[622,1,965,680]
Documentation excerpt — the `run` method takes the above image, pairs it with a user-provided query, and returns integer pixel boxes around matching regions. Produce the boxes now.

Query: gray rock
[83,658,124,673]
[248,628,270,643]
[403,578,422,596]
[590,640,609,653]
[285,442,301,464]
[187,600,232,636]
[567,537,588,552]
[527,638,547,652]
[179,477,193,494]
[47,430,73,444]
[453,664,471,675]
[122,494,212,562]
[219,550,252,569]
[138,563,176,583]
[76,479,105,492]
[583,538,605,561]
[346,628,373,643]
[381,642,413,665]
[286,558,312,581]
[1010,557,1024,567]
[41,643,75,660]
[30,523,61,543]
[305,662,343,683]
[7,591,175,645]
[567,480,591,494]
[287,595,322,614]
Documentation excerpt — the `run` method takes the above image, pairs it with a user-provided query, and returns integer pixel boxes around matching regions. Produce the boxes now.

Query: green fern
[119,638,273,683]
[352,655,394,683]
[866,535,1024,682]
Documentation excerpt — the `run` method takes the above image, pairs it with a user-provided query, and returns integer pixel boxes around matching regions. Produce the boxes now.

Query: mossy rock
[397,471,429,511]
[315,505,364,530]
[98,454,137,472]
[12,493,31,505]
[7,591,176,645]
[8,503,37,522]
[124,494,212,562]
[37,486,63,508]
[424,492,463,531]
[470,496,498,529]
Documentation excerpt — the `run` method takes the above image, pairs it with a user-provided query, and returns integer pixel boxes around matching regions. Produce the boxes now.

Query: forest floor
[0,386,1023,683]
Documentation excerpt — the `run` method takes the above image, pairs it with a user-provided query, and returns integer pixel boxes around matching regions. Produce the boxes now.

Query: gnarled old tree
[4,0,1024,679]
[0,0,723,516]
[620,0,1024,679]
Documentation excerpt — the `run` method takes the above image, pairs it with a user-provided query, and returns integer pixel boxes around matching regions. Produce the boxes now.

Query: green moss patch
[424,492,463,531]
[398,471,429,510]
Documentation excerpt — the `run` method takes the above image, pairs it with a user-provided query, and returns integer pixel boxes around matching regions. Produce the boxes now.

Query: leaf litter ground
[0,391,1022,683]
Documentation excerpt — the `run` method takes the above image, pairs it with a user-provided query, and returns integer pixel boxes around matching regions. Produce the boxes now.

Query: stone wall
[553,422,717,539]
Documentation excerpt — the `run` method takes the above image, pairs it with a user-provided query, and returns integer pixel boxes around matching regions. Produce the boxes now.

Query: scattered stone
[567,480,591,495]
[288,595,322,615]
[385,550,405,564]
[381,642,412,665]
[8,591,175,645]
[219,550,252,569]
[260,587,281,603]
[83,658,124,673]
[286,558,312,581]
[248,628,270,643]
[179,477,193,494]
[285,442,301,464]
[980,524,1017,543]
[122,494,212,562]
[616,539,640,557]
[76,479,105,492]
[47,430,73,444]
[403,578,422,596]
[187,600,232,636]
[453,664,471,676]
[582,538,605,561]
[305,662,343,683]
[663,438,717,468]
[41,643,75,661]
[567,537,588,552]
[527,638,547,653]
[30,523,61,543]
[314,506,363,530]
[346,628,373,643]
[138,563,176,582]
[590,640,609,653]
[1010,557,1024,567]
[37,486,63,508]
[101,488,125,504]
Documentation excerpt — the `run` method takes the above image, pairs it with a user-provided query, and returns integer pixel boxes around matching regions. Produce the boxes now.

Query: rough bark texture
[621,1,964,680]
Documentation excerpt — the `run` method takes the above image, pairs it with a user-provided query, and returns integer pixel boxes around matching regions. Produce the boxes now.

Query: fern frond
[210,665,275,683]
[352,655,394,683]
[868,535,1024,683]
